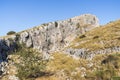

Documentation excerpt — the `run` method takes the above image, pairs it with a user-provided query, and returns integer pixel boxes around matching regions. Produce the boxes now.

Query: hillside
[42,20,120,80]
[70,20,120,51]
[63,20,120,59]
[0,14,120,80]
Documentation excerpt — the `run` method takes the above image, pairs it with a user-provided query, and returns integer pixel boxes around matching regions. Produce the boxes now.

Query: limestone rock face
[19,14,99,54]
[0,14,99,73]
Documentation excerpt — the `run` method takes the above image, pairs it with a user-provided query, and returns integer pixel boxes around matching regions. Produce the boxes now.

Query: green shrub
[93,36,99,39]
[14,45,47,80]
[79,35,86,38]
[7,31,16,35]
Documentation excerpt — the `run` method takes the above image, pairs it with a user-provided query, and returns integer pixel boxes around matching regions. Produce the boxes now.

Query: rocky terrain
[0,14,99,61]
[0,14,120,80]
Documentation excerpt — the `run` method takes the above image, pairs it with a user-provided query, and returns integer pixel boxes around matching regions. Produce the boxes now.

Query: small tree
[7,31,16,35]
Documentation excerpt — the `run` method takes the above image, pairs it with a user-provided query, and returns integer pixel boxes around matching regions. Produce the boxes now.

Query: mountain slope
[1,15,120,80]
[61,20,120,60]
[43,20,120,80]
[70,20,120,51]
[0,14,99,62]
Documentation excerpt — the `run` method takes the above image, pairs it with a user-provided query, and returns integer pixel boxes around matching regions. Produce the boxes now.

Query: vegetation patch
[10,44,48,80]
[86,52,120,80]
[7,31,16,35]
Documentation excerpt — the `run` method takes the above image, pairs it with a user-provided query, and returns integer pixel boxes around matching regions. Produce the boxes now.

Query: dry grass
[5,49,120,80]
[39,52,120,80]
[45,52,88,80]
[47,52,81,72]
[69,20,120,51]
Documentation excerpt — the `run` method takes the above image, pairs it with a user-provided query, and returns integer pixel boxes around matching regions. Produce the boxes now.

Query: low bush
[79,35,86,38]
[7,31,16,35]
[93,36,99,39]
[14,44,47,80]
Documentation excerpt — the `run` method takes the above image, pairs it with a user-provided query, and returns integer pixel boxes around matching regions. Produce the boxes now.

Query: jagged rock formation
[65,46,120,60]
[0,37,17,62]
[0,37,18,76]
[19,14,99,57]
[1,14,99,58]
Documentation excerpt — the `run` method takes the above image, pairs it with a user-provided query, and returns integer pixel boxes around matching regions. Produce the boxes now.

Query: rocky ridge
[0,14,99,60]
[1,14,120,80]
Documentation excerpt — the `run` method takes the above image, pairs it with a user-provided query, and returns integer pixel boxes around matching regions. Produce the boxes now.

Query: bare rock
[19,14,99,55]
[0,14,100,76]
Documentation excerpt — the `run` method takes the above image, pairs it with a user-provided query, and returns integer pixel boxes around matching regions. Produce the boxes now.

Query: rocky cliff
[0,14,99,61]
[19,14,99,55]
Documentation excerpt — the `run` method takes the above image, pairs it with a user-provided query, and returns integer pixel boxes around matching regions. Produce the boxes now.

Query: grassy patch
[47,52,88,80]
[47,52,80,72]
[69,20,120,51]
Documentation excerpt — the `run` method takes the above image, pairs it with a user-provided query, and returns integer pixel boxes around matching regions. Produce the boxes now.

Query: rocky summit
[1,14,120,80]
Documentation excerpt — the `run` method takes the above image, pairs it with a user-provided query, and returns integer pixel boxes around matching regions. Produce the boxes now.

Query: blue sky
[0,0,120,36]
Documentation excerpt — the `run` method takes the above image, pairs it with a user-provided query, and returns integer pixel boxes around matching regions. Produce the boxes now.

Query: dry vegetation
[36,52,120,80]
[70,20,120,51]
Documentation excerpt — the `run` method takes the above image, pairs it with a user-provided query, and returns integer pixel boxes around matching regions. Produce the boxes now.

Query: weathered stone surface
[8,75,19,80]
[71,14,99,32]
[0,14,99,76]
[65,48,88,59]
[65,46,120,60]
[19,14,99,54]
[0,38,17,76]
[0,62,8,74]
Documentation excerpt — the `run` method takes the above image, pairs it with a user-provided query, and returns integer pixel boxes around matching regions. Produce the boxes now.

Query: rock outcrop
[0,14,99,75]
[0,37,18,76]
[65,46,120,60]
[19,14,99,56]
